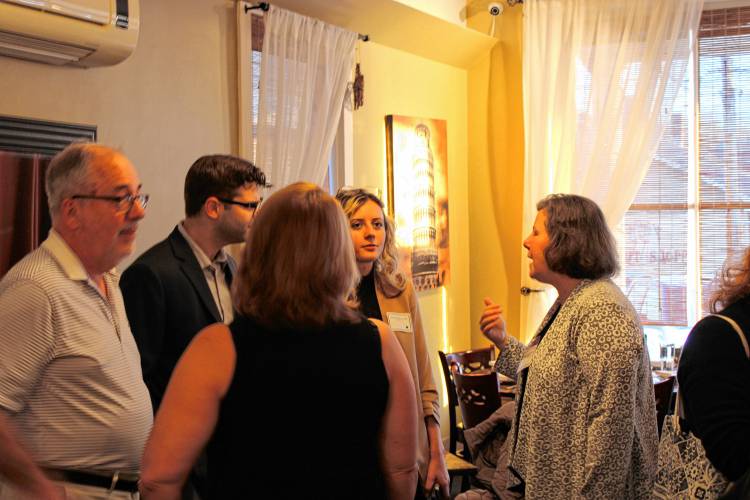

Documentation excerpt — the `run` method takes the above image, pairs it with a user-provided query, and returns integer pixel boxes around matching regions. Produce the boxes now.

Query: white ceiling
[264,0,498,69]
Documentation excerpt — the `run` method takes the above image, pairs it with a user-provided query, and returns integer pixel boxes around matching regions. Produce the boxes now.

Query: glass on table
[659,344,675,371]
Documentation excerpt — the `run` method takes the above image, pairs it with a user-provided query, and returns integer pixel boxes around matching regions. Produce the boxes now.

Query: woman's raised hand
[479,297,507,348]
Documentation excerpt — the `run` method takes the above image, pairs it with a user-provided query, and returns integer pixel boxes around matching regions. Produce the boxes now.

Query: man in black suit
[120,154,267,411]
[120,155,266,498]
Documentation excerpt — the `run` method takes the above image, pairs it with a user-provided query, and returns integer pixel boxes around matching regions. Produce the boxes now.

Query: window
[248,12,351,194]
[624,7,750,351]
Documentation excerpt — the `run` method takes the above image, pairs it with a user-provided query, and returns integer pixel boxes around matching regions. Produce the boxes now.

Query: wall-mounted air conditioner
[0,0,140,67]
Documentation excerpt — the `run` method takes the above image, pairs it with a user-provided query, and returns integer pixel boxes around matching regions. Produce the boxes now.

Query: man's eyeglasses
[218,198,262,211]
[71,193,150,213]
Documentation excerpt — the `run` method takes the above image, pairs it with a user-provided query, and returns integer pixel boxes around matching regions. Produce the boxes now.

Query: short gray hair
[45,142,102,217]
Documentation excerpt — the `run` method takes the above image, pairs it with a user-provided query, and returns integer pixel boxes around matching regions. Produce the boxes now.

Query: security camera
[488,2,503,16]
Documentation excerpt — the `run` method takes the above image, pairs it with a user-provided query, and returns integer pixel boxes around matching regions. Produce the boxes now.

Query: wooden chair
[448,346,495,374]
[438,347,496,456]
[438,350,463,456]
[653,376,676,437]
[454,371,503,430]
[445,450,478,494]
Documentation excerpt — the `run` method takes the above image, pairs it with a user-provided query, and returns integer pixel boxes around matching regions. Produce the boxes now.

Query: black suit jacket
[120,226,236,411]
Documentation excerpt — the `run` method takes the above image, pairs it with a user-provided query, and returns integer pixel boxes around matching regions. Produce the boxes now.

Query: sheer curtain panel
[255,5,357,190]
[520,0,703,340]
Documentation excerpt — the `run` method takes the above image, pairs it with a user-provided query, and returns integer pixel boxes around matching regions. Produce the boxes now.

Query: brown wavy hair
[537,194,620,280]
[335,188,406,298]
[709,246,750,313]
[233,182,360,329]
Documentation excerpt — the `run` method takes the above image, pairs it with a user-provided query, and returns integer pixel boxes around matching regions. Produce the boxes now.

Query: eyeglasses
[71,193,150,213]
[218,197,262,211]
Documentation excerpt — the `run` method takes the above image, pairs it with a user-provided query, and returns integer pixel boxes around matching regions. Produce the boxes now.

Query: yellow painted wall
[467,3,526,346]
[352,41,471,424]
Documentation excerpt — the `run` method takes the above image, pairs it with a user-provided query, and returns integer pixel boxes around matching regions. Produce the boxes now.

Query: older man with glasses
[119,154,267,498]
[0,142,153,499]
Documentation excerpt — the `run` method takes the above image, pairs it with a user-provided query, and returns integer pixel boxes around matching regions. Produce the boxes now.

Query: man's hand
[479,297,507,348]
[0,412,65,500]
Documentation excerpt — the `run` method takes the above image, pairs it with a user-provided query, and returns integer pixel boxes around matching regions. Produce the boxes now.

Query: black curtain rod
[245,2,269,12]
[244,2,369,42]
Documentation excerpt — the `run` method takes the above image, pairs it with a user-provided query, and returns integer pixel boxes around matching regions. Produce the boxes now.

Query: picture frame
[385,114,450,291]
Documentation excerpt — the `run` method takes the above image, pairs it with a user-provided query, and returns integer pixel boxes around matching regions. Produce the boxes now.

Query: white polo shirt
[0,230,153,473]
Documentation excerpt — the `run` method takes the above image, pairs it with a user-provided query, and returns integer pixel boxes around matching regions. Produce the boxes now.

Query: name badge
[386,312,413,333]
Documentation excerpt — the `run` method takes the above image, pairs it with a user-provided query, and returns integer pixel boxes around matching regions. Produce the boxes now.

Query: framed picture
[385,115,450,291]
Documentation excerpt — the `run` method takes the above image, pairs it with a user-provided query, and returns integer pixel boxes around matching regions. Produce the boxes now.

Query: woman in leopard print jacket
[480,194,658,499]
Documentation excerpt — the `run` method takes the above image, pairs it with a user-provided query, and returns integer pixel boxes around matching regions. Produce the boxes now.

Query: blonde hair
[233,183,361,329]
[709,246,750,313]
[335,188,406,298]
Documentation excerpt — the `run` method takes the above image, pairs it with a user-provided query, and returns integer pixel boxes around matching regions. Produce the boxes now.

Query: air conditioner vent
[0,0,139,67]
[0,30,93,65]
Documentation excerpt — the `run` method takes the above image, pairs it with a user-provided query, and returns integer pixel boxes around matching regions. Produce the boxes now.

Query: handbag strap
[713,314,750,359]
[674,313,749,424]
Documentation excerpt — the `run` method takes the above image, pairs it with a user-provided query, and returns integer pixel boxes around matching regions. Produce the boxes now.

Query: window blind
[698,8,750,312]
[251,14,263,162]
[623,66,691,325]
[624,7,750,325]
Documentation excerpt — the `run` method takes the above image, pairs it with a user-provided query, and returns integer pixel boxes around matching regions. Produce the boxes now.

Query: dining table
[652,369,678,385]
[478,367,676,401]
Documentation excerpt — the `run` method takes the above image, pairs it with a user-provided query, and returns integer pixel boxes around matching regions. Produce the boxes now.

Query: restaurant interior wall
[466,3,526,347]
[0,0,239,266]
[351,41,472,426]
[0,0,475,432]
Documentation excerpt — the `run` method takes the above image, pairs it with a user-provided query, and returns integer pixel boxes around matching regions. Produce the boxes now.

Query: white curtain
[521,0,703,341]
[256,6,357,190]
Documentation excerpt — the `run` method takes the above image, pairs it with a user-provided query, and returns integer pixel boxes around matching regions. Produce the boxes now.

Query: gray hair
[45,143,107,217]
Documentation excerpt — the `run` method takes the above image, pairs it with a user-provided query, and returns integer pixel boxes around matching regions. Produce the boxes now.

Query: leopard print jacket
[495,279,658,499]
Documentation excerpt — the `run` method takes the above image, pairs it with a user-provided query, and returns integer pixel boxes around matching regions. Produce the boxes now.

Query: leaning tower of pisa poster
[385,115,450,291]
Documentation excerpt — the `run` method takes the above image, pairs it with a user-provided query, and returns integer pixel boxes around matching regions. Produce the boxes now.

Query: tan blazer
[376,280,440,480]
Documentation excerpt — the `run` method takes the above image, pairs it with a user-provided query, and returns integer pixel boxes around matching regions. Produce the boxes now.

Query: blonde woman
[140,183,417,500]
[336,188,449,499]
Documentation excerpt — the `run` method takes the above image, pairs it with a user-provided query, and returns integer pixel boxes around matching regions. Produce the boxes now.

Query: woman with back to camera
[335,188,450,499]
[677,246,750,484]
[139,183,418,500]
[479,194,658,499]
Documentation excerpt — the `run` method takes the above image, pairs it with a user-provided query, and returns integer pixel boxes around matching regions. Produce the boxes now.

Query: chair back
[454,371,502,429]
[438,346,497,454]
[653,376,676,436]
[447,347,495,374]
[438,351,460,454]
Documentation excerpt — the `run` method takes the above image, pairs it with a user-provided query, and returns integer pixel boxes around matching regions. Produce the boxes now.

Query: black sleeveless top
[356,270,382,321]
[207,314,389,499]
